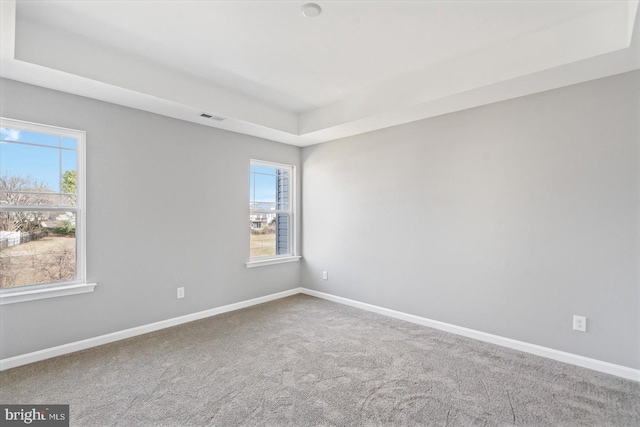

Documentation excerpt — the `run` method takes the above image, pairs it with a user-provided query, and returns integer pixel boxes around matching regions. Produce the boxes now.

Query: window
[247,160,299,267]
[0,118,95,304]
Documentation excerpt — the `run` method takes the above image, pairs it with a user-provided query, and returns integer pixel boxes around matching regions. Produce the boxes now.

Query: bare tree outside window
[0,206,77,289]
[0,173,56,232]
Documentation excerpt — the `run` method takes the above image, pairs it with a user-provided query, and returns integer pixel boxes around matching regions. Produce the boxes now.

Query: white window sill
[0,282,97,305]
[246,256,301,268]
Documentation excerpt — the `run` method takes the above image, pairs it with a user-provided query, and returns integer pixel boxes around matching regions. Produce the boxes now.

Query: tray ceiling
[1,1,638,146]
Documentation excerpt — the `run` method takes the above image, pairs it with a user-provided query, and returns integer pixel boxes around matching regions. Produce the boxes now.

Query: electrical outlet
[177,287,185,299]
[322,271,328,280]
[573,315,586,332]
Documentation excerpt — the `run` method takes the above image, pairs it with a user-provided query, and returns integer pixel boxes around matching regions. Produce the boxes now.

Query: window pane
[253,165,275,175]
[253,172,276,204]
[0,191,58,206]
[59,194,77,207]
[61,150,77,206]
[0,128,59,147]
[250,201,276,211]
[249,213,290,258]
[250,214,276,258]
[0,142,61,192]
[61,150,77,185]
[249,166,290,208]
[62,137,77,149]
[1,211,76,288]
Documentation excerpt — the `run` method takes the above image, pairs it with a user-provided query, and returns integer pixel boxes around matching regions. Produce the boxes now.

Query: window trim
[0,117,96,305]
[246,159,299,268]
[245,255,301,268]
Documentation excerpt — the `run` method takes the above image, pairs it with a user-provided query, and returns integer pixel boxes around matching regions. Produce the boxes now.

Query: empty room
[0,1,639,425]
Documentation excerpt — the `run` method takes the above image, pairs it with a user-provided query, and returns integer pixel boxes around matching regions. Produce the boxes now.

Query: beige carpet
[1,294,639,426]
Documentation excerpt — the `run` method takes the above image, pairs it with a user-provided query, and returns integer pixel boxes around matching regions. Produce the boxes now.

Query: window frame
[246,159,300,268]
[0,117,96,305]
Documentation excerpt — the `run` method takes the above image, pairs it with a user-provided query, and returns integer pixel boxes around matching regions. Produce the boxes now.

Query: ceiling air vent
[200,113,225,121]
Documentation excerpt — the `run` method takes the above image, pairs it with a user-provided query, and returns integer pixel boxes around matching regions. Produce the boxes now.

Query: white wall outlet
[177,287,185,299]
[573,315,586,332]
[322,271,328,280]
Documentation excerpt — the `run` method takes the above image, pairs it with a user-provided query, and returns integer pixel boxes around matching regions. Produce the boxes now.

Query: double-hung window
[247,160,299,267]
[0,118,95,304]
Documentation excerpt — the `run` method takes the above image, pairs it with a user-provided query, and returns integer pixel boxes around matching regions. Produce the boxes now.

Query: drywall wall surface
[0,78,302,359]
[301,71,640,369]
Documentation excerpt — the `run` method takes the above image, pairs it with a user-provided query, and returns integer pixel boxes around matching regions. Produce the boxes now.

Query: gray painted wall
[0,78,302,360]
[301,71,640,369]
[2,71,639,370]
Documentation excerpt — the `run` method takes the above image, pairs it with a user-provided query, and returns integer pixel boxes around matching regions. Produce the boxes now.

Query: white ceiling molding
[1,1,638,147]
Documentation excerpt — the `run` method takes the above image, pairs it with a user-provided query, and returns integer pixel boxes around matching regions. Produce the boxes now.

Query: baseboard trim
[300,288,640,382]
[3,286,638,382]
[0,288,302,371]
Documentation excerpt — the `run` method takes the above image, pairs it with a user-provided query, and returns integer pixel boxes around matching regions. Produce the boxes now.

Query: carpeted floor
[1,294,639,426]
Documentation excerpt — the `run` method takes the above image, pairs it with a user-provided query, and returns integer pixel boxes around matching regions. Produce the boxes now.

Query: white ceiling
[1,1,639,146]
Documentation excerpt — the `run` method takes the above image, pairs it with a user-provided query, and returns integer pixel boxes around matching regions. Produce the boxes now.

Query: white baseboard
[0,288,302,371]
[2,286,638,382]
[300,288,640,382]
